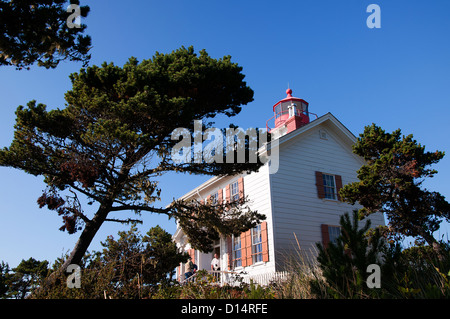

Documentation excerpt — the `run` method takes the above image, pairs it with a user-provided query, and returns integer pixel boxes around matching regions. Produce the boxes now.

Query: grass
[30,233,450,299]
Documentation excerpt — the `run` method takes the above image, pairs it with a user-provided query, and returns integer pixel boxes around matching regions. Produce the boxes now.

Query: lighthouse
[266,89,315,139]
[173,87,386,285]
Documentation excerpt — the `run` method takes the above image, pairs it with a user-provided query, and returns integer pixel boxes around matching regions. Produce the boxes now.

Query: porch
[180,269,289,287]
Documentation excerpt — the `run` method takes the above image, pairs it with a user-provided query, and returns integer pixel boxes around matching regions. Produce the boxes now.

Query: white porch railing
[180,270,289,287]
[240,271,289,286]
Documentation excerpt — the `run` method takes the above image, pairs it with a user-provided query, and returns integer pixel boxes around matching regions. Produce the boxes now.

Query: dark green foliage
[1,258,49,299]
[100,224,188,289]
[33,224,187,299]
[0,262,9,298]
[152,270,275,299]
[95,224,188,298]
[175,196,265,252]
[313,123,450,298]
[312,211,450,298]
[0,0,91,69]
[0,46,264,270]
[313,211,390,298]
[340,124,450,253]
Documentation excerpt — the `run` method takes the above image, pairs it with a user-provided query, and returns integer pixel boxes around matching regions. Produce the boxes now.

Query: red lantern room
[266,89,316,138]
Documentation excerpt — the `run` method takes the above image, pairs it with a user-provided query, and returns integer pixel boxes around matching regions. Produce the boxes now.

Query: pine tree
[0,46,265,273]
[314,211,400,298]
[0,0,91,69]
[340,124,450,256]
[7,258,49,299]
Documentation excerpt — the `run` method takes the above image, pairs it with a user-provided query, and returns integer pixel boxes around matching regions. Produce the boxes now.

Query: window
[231,222,269,269]
[321,224,342,248]
[315,171,343,201]
[328,226,341,244]
[275,104,282,116]
[232,235,242,268]
[230,181,239,202]
[226,177,244,204]
[322,174,337,200]
[251,225,263,263]
[211,192,218,205]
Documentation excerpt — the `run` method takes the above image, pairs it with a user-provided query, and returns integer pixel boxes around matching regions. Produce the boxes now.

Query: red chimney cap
[286,88,293,97]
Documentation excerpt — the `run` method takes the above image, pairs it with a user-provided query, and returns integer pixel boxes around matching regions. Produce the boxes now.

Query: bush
[32,224,188,299]
[309,211,450,299]
[152,270,274,299]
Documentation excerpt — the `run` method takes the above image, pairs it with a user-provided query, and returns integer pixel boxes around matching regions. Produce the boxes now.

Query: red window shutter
[241,230,252,267]
[261,221,269,262]
[227,236,232,270]
[315,171,325,199]
[321,224,330,249]
[334,174,343,201]
[238,177,244,199]
[218,189,223,204]
[244,230,252,267]
[206,194,211,204]
[225,184,231,203]
[188,248,195,264]
[241,231,247,267]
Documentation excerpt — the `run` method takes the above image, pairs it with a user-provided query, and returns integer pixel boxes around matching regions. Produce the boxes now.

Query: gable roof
[261,112,357,154]
[172,112,359,203]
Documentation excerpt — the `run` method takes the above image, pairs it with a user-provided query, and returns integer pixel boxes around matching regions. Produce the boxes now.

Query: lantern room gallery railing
[266,110,318,132]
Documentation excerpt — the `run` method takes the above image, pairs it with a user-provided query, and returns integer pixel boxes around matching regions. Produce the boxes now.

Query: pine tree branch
[109,204,172,216]
[104,218,143,225]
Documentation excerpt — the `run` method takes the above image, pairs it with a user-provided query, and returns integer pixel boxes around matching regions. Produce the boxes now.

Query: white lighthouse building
[172,89,385,284]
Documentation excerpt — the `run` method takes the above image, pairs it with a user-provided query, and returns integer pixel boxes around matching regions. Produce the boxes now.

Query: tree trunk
[421,231,444,260]
[34,206,109,296]
[60,206,109,272]
[60,168,129,272]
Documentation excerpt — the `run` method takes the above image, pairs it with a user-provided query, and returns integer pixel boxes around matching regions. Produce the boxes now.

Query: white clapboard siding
[186,165,276,275]
[242,163,276,273]
[269,123,385,264]
[173,113,386,278]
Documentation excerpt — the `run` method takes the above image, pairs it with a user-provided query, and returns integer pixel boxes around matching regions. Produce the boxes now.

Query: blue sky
[1,0,450,267]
